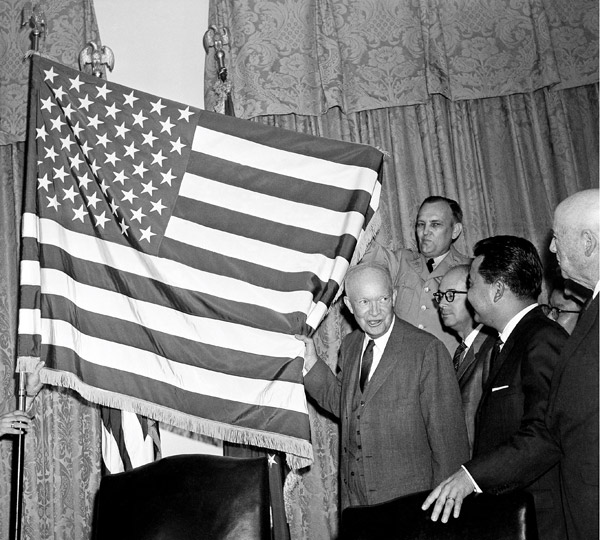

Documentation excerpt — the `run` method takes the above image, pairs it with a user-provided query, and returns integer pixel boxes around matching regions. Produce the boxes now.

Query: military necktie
[426,258,435,273]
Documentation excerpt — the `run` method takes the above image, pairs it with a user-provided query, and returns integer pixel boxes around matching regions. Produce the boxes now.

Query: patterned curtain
[0,1,103,538]
[205,2,598,539]
[204,0,598,118]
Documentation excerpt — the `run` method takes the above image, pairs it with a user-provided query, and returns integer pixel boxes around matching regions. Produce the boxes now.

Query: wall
[94,0,208,109]
[94,0,222,457]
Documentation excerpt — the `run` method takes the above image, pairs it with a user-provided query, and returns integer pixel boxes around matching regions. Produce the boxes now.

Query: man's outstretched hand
[421,467,475,522]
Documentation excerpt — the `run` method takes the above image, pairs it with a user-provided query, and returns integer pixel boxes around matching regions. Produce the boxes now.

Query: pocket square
[492,385,509,392]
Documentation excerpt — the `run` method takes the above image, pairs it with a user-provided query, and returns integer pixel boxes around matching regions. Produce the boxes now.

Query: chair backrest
[340,489,538,540]
[93,454,271,540]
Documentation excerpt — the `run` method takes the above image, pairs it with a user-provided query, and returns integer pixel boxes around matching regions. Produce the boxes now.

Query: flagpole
[12,7,47,539]
[12,375,27,540]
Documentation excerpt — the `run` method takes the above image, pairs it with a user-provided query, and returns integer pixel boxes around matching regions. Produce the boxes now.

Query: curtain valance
[205,0,598,118]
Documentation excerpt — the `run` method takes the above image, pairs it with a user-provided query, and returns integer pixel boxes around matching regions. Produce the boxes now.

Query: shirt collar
[463,324,484,348]
[499,303,537,344]
[364,317,395,352]
[594,280,600,298]
[429,251,450,271]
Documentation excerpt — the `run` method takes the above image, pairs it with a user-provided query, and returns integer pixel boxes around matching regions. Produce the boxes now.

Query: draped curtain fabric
[206,1,598,539]
[0,1,103,538]
[204,0,598,117]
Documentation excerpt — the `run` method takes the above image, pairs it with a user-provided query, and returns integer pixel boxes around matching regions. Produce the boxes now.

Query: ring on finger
[447,497,455,501]
[10,422,14,429]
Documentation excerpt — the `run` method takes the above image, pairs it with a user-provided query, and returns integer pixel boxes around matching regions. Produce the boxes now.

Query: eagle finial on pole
[21,2,46,54]
[79,41,115,78]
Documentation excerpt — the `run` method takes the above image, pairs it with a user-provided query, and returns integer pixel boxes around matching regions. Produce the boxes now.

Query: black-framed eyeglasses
[433,290,468,303]
[539,304,581,320]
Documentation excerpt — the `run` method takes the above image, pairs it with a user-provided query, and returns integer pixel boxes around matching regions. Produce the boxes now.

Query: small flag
[100,408,161,474]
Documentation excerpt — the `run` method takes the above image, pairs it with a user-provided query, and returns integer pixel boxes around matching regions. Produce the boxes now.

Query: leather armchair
[93,454,271,540]
[340,489,538,540]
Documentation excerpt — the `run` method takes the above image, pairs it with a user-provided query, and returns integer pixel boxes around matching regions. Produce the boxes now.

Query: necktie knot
[359,339,375,393]
[426,258,435,273]
[452,341,467,371]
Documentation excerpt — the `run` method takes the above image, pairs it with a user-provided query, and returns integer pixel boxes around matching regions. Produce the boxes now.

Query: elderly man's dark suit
[304,317,469,510]
[467,295,598,540]
[455,326,495,457]
[467,306,568,540]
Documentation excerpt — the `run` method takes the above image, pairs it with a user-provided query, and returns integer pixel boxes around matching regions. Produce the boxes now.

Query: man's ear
[492,280,505,303]
[451,222,463,241]
[582,229,598,258]
[343,296,354,314]
[392,289,398,307]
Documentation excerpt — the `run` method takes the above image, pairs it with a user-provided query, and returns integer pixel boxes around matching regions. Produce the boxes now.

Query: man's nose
[368,301,381,315]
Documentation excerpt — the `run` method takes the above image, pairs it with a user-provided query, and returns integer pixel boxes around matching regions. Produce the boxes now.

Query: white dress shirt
[360,317,395,383]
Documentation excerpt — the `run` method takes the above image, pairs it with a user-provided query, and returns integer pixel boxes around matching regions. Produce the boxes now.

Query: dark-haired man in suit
[423,190,599,540]
[436,264,495,456]
[423,235,568,540]
[296,263,469,511]
[364,196,471,354]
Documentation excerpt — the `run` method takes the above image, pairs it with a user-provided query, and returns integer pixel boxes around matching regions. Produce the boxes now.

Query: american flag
[17,55,383,468]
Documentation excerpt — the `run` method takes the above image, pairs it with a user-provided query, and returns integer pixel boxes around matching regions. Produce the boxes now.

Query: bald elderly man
[297,263,468,511]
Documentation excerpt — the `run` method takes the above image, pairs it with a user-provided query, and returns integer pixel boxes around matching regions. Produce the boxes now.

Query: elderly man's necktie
[426,258,435,273]
[359,340,375,393]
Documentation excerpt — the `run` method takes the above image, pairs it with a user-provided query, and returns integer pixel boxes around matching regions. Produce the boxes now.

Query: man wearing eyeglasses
[436,264,496,456]
[422,235,569,540]
[541,285,582,335]
[363,196,470,354]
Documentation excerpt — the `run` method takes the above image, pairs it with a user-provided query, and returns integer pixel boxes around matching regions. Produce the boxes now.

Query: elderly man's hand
[421,468,475,522]
[294,334,318,373]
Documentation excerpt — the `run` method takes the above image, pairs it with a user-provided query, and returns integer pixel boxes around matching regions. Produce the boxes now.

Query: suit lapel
[431,251,453,279]
[456,347,474,381]
[483,308,540,390]
[341,331,365,412]
[457,330,486,381]
[552,295,598,381]
[362,320,404,404]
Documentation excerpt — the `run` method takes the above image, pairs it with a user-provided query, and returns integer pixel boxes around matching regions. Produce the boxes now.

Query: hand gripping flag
[17,55,383,468]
